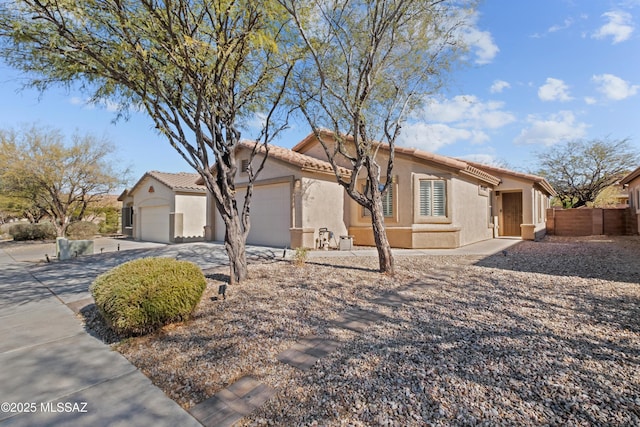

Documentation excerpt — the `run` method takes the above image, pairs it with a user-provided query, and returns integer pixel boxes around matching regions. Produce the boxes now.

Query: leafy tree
[0,194,40,223]
[280,0,472,274]
[535,138,639,208]
[0,126,124,237]
[0,0,294,283]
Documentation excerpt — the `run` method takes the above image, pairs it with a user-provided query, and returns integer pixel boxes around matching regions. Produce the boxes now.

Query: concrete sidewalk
[0,243,203,426]
[297,236,522,258]
[0,236,521,426]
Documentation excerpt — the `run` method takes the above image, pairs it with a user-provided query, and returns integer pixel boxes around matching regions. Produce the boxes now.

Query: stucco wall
[344,153,495,248]
[174,193,206,239]
[298,176,348,248]
[628,176,640,234]
[133,176,176,209]
[450,177,493,245]
[131,176,175,241]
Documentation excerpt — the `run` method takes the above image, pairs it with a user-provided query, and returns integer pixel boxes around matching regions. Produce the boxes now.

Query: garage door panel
[248,183,290,247]
[140,206,170,243]
[214,183,290,247]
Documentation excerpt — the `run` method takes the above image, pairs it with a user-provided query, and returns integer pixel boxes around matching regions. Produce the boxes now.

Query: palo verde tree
[536,138,639,208]
[0,1,294,283]
[280,0,474,274]
[0,126,123,237]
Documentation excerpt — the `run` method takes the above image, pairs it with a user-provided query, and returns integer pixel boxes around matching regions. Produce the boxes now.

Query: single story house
[620,166,640,233]
[118,171,207,243]
[202,132,556,249]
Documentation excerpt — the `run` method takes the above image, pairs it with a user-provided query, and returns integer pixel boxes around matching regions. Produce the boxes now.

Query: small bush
[9,223,56,241]
[90,257,207,336]
[98,209,119,235]
[293,247,309,267]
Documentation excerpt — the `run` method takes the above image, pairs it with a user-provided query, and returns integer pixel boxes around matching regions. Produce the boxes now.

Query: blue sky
[1,0,639,188]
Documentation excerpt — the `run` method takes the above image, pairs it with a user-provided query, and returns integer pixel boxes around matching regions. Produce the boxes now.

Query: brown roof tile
[461,160,556,196]
[130,171,205,195]
[238,141,352,176]
[293,131,501,186]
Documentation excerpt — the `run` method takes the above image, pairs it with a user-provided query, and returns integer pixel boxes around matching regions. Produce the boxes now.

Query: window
[419,179,446,217]
[240,159,250,174]
[122,206,133,228]
[364,185,393,217]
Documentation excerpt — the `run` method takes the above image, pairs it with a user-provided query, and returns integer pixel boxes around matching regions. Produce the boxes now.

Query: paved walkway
[0,237,521,426]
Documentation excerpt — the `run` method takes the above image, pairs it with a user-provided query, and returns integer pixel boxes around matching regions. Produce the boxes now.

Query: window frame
[359,177,399,223]
[413,173,452,224]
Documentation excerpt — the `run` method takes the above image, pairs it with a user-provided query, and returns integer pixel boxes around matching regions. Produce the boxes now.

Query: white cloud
[592,73,639,100]
[584,96,597,105]
[69,96,121,112]
[399,123,482,152]
[458,153,502,167]
[592,10,634,44]
[421,95,516,129]
[514,111,589,146]
[490,80,511,93]
[538,78,573,102]
[458,12,499,65]
[548,17,574,33]
[399,95,515,150]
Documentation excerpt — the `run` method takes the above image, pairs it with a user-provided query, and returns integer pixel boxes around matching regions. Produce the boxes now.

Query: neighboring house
[202,132,556,249]
[620,166,640,233]
[118,171,207,244]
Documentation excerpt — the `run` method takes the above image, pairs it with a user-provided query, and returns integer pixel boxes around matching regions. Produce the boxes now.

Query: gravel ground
[83,236,640,426]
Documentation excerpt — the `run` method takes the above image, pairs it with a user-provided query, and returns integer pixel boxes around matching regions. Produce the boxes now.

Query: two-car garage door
[139,205,170,243]
[214,182,291,247]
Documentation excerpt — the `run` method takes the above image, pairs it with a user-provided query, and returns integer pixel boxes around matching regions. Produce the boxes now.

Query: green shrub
[9,222,56,241]
[293,247,309,267]
[98,209,119,234]
[66,221,98,239]
[90,257,207,336]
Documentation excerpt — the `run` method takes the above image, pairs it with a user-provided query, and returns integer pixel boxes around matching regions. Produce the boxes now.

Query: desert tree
[0,126,123,237]
[0,0,294,283]
[280,0,474,274]
[536,138,639,208]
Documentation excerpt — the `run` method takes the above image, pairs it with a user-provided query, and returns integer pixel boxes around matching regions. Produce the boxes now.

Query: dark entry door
[502,192,522,236]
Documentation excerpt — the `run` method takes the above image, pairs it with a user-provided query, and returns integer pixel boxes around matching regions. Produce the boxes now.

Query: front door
[502,192,522,236]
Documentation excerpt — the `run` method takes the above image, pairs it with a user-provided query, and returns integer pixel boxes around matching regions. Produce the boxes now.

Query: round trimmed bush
[90,257,207,336]
[9,222,56,241]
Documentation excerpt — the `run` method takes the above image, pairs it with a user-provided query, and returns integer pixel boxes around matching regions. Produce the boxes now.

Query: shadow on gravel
[475,238,640,284]
[78,303,124,345]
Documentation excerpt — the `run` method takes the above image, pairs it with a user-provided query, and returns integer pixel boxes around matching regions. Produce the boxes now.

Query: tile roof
[620,166,640,185]
[238,141,351,176]
[130,171,206,195]
[293,131,501,186]
[393,146,501,186]
[461,160,556,196]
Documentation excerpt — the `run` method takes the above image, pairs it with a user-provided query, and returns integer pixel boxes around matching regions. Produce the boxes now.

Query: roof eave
[621,166,640,185]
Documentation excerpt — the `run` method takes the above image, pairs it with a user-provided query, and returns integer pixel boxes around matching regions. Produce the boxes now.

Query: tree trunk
[223,211,248,284]
[368,184,395,275]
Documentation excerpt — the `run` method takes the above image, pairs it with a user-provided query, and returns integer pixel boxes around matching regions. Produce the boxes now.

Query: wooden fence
[546,207,638,236]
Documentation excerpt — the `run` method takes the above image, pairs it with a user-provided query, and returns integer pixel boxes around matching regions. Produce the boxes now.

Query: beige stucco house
[620,166,640,233]
[119,171,207,243]
[202,132,556,249]
[461,160,556,241]
[203,141,351,248]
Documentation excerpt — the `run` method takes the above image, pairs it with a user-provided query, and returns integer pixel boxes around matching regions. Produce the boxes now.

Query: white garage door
[140,205,170,243]
[248,183,291,247]
[214,183,291,247]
